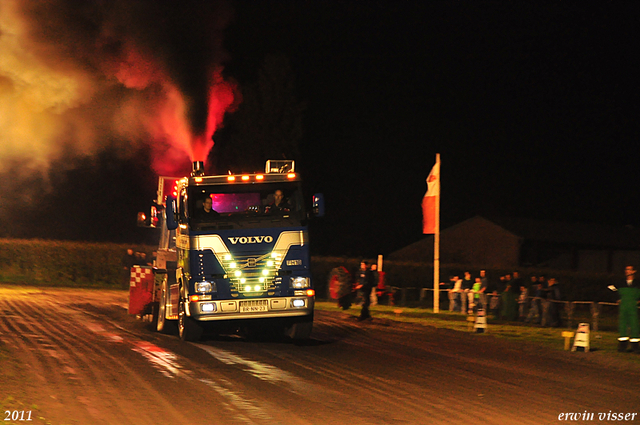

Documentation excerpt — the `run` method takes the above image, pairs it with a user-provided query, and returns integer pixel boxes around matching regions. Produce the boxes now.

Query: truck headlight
[195,281,215,293]
[292,299,306,308]
[290,277,310,289]
[201,303,216,313]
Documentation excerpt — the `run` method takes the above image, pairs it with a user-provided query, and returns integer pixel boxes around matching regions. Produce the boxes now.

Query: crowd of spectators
[441,270,563,327]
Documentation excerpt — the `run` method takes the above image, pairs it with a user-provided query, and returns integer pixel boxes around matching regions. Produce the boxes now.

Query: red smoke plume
[107,19,239,174]
[192,70,237,162]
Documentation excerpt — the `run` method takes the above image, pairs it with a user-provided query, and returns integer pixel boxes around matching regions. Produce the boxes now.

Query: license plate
[240,300,268,313]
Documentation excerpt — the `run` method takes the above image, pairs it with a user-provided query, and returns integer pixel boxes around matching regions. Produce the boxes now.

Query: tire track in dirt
[4,288,640,425]
[62,293,315,425]
[1,296,140,424]
[0,294,200,424]
[350,318,640,412]
[0,297,104,424]
[77,308,314,425]
[257,313,553,424]
[260,344,473,425]
[312,311,640,422]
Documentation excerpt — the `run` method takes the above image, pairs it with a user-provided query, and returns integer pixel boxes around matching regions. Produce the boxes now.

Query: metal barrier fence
[379,287,633,331]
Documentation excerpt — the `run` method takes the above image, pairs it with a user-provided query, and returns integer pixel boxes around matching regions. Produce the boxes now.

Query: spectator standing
[489,290,500,319]
[538,275,547,291]
[478,270,489,311]
[525,276,541,324]
[450,275,463,312]
[538,275,551,326]
[608,265,640,353]
[355,261,375,321]
[518,278,529,321]
[120,248,135,290]
[472,277,482,312]
[511,272,523,295]
[498,275,506,292]
[504,273,513,292]
[500,276,518,321]
[543,278,562,327]
[462,271,474,314]
[370,264,379,306]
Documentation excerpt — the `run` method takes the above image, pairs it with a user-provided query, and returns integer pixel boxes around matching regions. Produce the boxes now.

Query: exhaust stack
[191,161,205,177]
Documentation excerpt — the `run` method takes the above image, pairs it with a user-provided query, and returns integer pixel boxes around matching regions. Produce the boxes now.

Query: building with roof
[389,216,640,272]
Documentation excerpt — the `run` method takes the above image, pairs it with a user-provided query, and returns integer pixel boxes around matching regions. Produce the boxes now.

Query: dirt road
[1,286,639,424]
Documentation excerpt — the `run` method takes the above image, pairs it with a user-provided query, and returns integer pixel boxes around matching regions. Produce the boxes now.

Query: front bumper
[187,296,315,322]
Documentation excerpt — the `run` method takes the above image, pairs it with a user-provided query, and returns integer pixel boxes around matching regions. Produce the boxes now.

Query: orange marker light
[189,295,200,302]
[194,177,203,182]
[287,173,296,179]
[241,175,250,181]
[306,289,315,297]
[227,176,236,182]
[255,174,264,181]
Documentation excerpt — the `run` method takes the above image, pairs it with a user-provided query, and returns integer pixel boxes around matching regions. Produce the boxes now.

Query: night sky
[224,1,640,256]
[2,1,640,258]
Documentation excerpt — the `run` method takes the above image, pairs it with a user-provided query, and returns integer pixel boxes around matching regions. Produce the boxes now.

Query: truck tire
[178,296,203,342]
[286,316,313,341]
[156,278,176,334]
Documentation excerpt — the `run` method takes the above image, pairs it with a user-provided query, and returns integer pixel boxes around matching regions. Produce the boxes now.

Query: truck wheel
[286,318,313,341]
[156,280,176,334]
[178,296,203,342]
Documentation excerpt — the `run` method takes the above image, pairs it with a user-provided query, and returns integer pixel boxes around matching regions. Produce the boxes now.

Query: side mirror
[312,193,325,217]
[166,195,178,230]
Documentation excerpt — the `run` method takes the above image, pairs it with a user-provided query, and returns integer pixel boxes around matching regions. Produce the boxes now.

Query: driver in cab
[196,197,219,219]
[265,189,290,213]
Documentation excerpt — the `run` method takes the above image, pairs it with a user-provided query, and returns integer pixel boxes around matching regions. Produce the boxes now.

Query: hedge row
[0,239,622,302]
[0,238,152,287]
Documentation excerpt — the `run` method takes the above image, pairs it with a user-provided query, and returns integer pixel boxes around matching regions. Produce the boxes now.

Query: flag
[422,159,440,234]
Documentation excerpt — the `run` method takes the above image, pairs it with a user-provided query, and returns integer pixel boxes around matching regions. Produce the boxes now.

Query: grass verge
[315,301,640,365]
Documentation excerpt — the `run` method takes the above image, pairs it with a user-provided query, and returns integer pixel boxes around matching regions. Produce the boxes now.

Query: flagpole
[433,153,440,313]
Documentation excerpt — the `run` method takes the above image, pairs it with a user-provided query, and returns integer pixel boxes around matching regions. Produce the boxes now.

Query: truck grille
[224,251,285,294]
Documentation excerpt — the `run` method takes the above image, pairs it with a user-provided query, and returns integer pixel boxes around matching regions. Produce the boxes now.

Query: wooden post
[590,302,600,332]
[565,302,573,329]
[433,153,441,313]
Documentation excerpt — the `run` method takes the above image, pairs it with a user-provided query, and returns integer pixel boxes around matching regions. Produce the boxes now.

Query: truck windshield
[188,182,305,229]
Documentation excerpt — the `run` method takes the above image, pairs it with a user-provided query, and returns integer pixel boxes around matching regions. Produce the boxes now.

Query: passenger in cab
[265,189,291,213]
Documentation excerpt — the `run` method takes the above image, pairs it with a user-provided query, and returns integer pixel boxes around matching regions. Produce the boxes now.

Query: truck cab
[147,160,323,342]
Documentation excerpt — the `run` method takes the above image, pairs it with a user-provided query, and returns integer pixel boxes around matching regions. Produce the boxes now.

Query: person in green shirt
[472,277,482,313]
[608,265,640,353]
